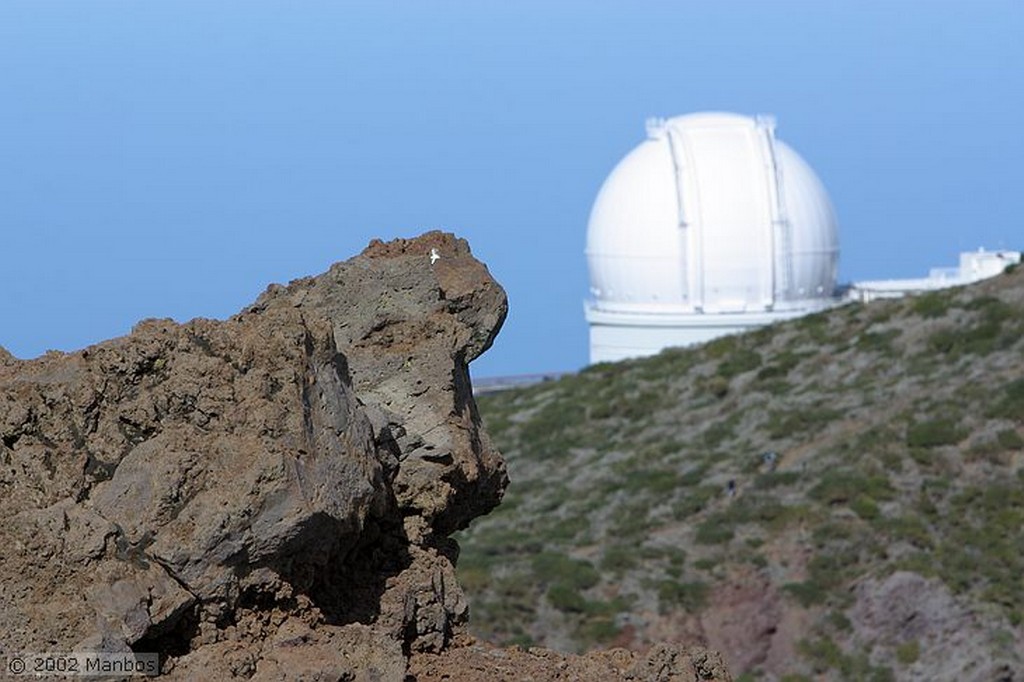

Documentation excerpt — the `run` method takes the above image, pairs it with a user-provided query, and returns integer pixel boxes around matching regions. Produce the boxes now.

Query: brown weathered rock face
[0,232,728,681]
[408,641,733,682]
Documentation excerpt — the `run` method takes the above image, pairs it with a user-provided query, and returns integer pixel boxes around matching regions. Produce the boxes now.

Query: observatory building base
[585,305,828,364]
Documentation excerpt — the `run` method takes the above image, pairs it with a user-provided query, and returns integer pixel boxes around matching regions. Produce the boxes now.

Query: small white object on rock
[430,248,441,265]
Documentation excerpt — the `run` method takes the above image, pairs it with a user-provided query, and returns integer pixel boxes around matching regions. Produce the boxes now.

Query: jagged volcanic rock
[0,232,729,681]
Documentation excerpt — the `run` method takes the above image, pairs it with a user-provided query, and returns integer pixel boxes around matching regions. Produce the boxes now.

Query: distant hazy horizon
[2,1,1021,376]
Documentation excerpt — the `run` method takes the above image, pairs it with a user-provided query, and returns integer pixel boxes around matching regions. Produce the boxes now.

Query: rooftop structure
[848,249,1021,302]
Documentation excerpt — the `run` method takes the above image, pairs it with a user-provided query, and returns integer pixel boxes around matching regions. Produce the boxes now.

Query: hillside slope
[457,266,1024,681]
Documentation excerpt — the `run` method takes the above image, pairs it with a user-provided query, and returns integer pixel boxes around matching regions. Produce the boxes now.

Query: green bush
[754,471,801,489]
[757,350,804,380]
[717,348,763,379]
[880,516,933,549]
[695,517,734,544]
[783,580,828,606]
[850,495,881,521]
[756,363,789,380]
[911,292,951,318]
[987,379,1024,421]
[997,428,1024,450]
[927,327,960,355]
[807,552,854,590]
[796,310,831,337]
[621,468,683,494]
[809,470,894,505]
[678,465,709,487]
[757,378,794,396]
[826,610,852,632]
[927,315,1009,357]
[547,515,589,542]
[518,399,586,459]
[798,637,895,680]
[856,329,901,354]
[963,295,1012,320]
[638,346,697,379]
[577,615,620,644]
[703,415,739,446]
[608,499,653,537]
[895,639,920,665]
[547,583,587,612]
[619,389,662,421]
[588,401,615,421]
[457,554,495,592]
[705,335,739,359]
[798,636,845,671]
[531,552,599,590]
[673,485,720,519]
[666,547,687,567]
[700,375,730,399]
[906,419,966,448]
[600,545,638,574]
[767,408,841,439]
[657,579,709,611]
[724,494,790,525]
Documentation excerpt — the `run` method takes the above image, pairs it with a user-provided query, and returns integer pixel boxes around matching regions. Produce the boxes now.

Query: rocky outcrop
[849,572,1020,682]
[0,232,729,680]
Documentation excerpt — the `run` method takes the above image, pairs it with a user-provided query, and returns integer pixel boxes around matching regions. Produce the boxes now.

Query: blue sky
[1,1,1021,377]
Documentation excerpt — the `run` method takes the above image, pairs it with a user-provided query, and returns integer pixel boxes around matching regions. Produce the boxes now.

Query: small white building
[848,249,1021,302]
[585,112,840,364]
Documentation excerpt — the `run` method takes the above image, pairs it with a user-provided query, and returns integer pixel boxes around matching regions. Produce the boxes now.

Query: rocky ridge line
[0,232,730,681]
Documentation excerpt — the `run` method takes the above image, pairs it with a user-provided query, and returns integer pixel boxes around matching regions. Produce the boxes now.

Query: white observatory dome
[585,112,840,363]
